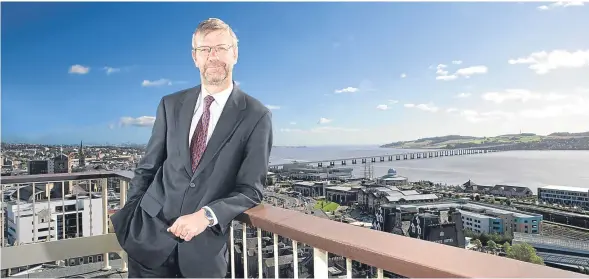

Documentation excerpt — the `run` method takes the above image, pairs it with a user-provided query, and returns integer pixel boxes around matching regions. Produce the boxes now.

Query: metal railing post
[101,178,111,270]
[119,180,128,272]
[313,247,328,278]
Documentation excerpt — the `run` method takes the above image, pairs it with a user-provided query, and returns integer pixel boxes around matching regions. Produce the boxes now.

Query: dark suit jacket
[111,83,272,277]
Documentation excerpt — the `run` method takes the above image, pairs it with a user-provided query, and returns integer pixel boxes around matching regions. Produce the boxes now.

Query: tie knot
[204,95,215,108]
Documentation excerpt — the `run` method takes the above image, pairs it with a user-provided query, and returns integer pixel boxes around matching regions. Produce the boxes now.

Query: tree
[502,242,511,253]
[479,233,490,246]
[487,240,498,254]
[506,243,544,265]
[472,239,483,251]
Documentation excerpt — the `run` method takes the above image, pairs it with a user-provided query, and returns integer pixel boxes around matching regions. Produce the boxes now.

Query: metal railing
[1,171,587,278]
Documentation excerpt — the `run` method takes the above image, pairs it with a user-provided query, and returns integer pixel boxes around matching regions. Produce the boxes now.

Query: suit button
[189,183,196,188]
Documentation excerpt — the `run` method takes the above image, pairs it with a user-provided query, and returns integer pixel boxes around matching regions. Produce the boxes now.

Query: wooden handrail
[237,204,588,278]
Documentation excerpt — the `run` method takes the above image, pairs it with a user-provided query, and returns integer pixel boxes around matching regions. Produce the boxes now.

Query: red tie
[190,95,215,172]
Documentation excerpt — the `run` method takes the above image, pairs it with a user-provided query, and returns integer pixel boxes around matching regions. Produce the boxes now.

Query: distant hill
[380,131,589,150]
[548,131,589,137]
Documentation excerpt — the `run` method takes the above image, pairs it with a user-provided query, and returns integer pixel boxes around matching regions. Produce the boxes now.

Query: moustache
[205,62,227,69]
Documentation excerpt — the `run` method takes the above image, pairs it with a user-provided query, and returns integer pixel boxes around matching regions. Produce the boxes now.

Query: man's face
[192,30,238,86]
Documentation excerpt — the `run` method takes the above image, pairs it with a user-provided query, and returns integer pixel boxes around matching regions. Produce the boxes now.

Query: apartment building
[5,194,103,245]
[537,185,589,209]
[398,202,542,236]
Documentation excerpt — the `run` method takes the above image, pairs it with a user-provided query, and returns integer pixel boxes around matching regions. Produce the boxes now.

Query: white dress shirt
[191,83,233,226]
[189,83,234,145]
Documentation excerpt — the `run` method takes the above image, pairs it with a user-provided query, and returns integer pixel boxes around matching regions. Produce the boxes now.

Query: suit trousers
[128,245,182,278]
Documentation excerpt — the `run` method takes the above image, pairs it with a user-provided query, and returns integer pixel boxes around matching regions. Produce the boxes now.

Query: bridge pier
[330,161,335,166]
[396,155,400,160]
[352,159,357,164]
[362,158,366,164]
[380,157,385,162]
[318,162,322,167]
[388,156,393,161]
[341,160,346,165]
[403,154,408,160]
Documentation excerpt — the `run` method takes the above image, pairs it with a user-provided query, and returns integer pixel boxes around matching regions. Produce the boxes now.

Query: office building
[538,185,589,209]
[4,186,103,245]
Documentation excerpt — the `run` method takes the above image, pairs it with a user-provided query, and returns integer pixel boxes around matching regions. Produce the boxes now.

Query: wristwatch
[204,207,215,227]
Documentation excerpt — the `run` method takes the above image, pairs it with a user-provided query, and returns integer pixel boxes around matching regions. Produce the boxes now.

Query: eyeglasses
[193,44,233,55]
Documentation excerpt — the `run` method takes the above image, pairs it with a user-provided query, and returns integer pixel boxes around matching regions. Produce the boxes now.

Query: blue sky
[2,2,589,146]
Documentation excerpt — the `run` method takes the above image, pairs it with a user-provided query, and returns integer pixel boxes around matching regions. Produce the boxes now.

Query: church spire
[79,140,86,167]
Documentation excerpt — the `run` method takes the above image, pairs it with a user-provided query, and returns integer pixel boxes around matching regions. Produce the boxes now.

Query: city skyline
[2,2,589,146]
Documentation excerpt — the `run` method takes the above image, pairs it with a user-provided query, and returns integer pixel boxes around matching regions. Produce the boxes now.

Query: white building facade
[5,197,104,245]
[538,185,589,209]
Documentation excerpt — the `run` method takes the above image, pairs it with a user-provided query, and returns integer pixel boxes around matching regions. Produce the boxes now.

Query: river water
[269,146,589,193]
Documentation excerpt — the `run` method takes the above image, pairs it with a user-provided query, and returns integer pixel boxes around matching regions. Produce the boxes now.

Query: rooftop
[398,202,540,218]
[1,171,586,279]
[540,185,589,193]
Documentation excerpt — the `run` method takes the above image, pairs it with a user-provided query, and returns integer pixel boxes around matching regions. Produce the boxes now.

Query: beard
[202,61,230,86]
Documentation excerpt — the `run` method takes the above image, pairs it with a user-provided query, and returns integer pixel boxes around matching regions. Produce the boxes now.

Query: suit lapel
[191,84,247,180]
[177,86,201,177]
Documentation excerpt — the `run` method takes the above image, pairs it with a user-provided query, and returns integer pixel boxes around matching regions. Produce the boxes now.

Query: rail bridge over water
[268,147,504,170]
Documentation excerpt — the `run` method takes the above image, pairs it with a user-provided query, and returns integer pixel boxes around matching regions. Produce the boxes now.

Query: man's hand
[167,209,209,241]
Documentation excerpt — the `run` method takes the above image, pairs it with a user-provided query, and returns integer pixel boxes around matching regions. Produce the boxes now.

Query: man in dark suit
[111,18,272,278]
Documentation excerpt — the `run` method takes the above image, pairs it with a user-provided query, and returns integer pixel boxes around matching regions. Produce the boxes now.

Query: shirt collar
[200,82,234,109]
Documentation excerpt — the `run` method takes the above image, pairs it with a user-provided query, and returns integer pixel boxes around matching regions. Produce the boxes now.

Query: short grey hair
[192,18,238,48]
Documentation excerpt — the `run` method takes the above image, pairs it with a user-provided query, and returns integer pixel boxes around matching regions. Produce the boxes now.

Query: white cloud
[434,63,488,81]
[435,64,449,75]
[104,67,120,75]
[508,49,589,74]
[537,1,584,10]
[482,89,567,104]
[388,100,399,104]
[280,126,360,134]
[119,116,156,127]
[235,80,241,86]
[454,66,488,77]
[142,79,173,87]
[455,93,471,98]
[376,104,390,110]
[404,103,439,112]
[460,110,514,123]
[519,97,589,118]
[289,121,297,125]
[318,117,332,124]
[446,108,458,113]
[334,87,359,93]
[266,105,280,110]
[69,64,90,74]
[400,73,407,78]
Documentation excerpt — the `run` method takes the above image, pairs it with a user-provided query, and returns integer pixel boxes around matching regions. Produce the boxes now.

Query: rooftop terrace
[1,171,587,278]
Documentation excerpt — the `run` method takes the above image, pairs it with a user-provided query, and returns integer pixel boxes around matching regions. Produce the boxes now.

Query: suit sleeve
[126,98,168,203]
[206,111,273,235]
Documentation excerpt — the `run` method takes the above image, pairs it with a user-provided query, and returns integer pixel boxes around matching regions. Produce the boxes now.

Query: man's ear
[232,47,239,66]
